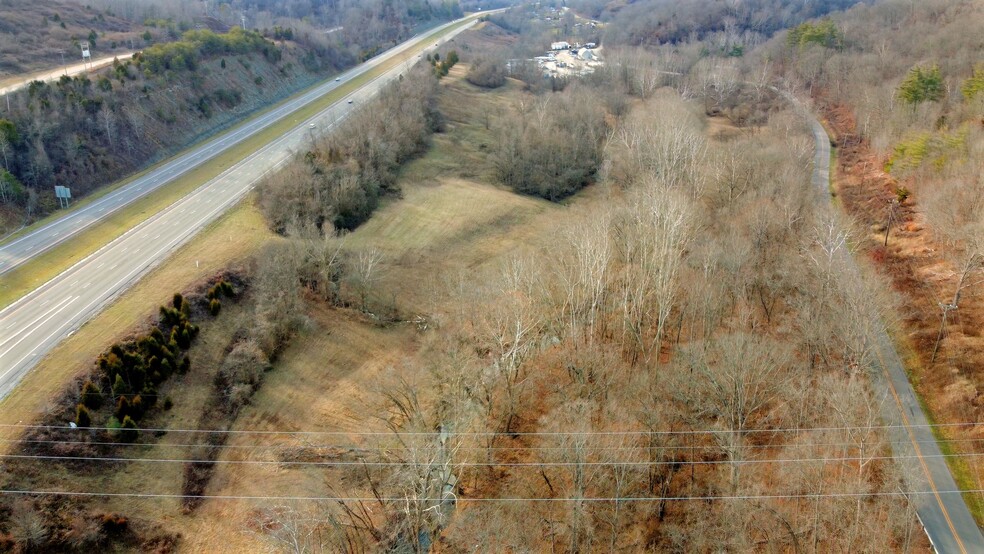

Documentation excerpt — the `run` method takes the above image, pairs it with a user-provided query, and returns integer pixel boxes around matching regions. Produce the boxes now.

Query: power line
[2,421,980,437]
[7,435,983,452]
[3,451,983,468]
[0,489,980,502]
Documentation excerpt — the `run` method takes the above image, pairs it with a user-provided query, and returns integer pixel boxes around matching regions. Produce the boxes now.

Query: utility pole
[241,14,246,30]
[58,50,66,75]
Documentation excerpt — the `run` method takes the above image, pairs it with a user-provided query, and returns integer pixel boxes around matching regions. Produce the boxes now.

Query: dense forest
[763,0,984,517]
[87,0,462,59]
[569,0,869,48]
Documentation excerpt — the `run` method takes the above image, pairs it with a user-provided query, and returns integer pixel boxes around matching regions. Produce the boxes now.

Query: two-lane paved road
[797,94,984,553]
[0,14,487,400]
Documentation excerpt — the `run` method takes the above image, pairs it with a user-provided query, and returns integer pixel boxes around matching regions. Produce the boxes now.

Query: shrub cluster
[134,28,281,74]
[466,57,508,89]
[494,85,608,201]
[205,279,236,316]
[77,293,201,441]
[429,50,459,77]
[259,67,442,232]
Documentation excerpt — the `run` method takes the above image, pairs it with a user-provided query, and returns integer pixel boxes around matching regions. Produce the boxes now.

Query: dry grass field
[0,48,761,544]
[0,60,572,550]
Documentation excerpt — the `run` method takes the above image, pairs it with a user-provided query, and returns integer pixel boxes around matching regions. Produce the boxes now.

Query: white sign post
[81,41,91,71]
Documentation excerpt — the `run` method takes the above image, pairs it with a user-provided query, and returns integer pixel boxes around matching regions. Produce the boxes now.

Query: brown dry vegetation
[0,18,942,552]
[763,0,984,521]
[161,69,925,551]
[0,0,141,78]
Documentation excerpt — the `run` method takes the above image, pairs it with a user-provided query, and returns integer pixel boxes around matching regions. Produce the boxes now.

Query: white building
[550,41,571,51]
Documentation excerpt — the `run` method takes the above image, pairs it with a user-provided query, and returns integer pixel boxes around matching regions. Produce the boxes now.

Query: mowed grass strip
[0,17,477,310]
[0,199,277,454]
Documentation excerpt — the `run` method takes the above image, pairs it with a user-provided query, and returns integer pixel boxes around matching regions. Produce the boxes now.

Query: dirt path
[0,52,135,96]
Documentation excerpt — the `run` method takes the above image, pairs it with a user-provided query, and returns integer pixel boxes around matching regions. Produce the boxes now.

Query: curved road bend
[0,17,477,275]
[799,96,984,553]
[0,15,486,400]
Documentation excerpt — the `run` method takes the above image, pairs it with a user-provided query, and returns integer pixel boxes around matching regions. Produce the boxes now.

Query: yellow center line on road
[874,345,966,554]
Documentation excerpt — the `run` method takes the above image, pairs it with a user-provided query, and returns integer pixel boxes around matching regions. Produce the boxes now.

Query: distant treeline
[568,0,869,46]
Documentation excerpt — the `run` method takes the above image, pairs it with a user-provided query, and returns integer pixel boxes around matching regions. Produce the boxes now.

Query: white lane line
[96,263,105,269]
[81,282,91,290]
[0,296,77,352]
[0,296,81,383]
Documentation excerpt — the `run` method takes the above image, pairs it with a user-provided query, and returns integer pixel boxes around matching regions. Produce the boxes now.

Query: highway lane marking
[0,22,432,262]
[0,296,77,354]
[875,344,967,554]
[1,195,246,382]
[0,297,83,384]
[0,15,483,382]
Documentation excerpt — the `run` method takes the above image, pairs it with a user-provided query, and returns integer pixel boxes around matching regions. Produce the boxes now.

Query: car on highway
[335,77,341,81]
[347,99,354,104]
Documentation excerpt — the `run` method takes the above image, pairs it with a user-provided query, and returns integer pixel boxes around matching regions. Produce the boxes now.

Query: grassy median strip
[0,17,475,310]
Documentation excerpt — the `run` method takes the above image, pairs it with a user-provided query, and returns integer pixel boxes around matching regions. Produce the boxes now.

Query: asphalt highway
[0,15,484,400]
[0,18,474,275]
[799,97,984,553]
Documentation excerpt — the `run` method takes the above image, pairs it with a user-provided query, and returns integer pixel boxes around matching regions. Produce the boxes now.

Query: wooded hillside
[0,28,344,229]
[0,0,143,76]
[767,0,984,521]
[0,0,466,234]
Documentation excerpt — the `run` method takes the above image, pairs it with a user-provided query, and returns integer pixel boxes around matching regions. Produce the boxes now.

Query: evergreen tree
[112,374,130,397]
[81,380,103,410]
[119,416,139,443]
[76,404,91,427]
[899,65,944,104]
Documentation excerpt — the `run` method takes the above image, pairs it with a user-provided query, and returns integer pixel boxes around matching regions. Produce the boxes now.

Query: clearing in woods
[0,58,772,550]
[153,66,567,552]
[0,62,565,550]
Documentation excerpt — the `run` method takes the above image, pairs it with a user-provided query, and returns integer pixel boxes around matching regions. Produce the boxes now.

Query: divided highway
[0,18,473,275]
[0,15,487,400]
[799,97,984,553]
